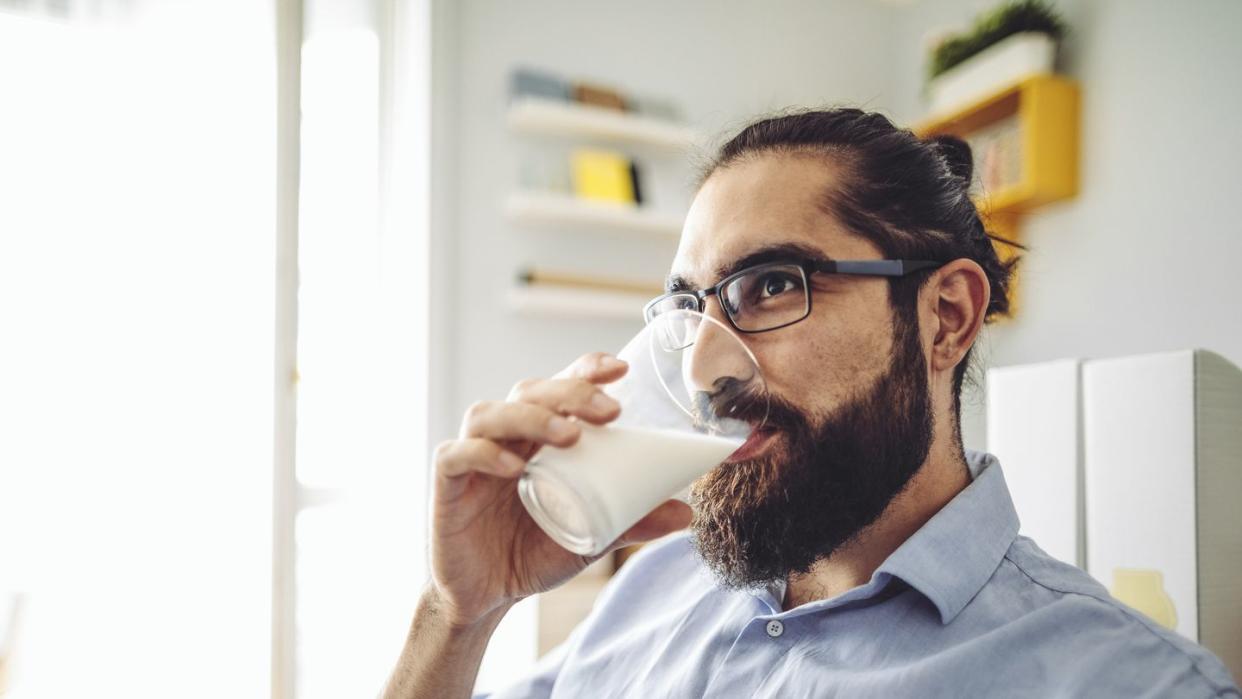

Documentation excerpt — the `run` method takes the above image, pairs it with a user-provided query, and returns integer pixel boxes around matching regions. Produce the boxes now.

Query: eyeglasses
[643,258,942,349]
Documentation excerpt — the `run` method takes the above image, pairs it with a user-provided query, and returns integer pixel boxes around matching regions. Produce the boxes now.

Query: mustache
[690,376,761,429]
[690,374,800,432]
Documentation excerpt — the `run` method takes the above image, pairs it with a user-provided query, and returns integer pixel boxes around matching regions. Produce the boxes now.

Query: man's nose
[684,300,755,398]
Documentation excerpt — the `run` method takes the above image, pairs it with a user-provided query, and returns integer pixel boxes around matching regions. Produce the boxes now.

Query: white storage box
[1082,349,1242,680]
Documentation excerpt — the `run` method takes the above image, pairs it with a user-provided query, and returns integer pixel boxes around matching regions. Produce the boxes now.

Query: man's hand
[383,352,692,699]
[431,350,691,626]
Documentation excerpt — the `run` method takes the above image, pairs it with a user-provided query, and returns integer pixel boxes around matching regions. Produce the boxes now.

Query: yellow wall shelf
[913,73,1080,315]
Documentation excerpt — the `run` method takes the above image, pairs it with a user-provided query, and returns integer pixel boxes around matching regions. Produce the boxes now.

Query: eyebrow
[665,241,834,293]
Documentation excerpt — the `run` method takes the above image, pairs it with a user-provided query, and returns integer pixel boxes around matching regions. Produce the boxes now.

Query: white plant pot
[927,32,1057,116]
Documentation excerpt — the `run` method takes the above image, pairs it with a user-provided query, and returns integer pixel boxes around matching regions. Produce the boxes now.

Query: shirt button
[765,619,784,638]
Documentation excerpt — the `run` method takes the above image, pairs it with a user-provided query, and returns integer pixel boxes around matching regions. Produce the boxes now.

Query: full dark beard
[688,319,935,590]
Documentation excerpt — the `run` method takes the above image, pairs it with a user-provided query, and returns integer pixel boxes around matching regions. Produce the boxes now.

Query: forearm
[382,585,512,699]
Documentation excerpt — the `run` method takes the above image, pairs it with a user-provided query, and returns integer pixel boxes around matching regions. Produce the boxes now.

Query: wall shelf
[913,74,1081,317]
[507,284,651,321]
[507,97,700,150]
[505,190,683,237]
[914,74,1080,222]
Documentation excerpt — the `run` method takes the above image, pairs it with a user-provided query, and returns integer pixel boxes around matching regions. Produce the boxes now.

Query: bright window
[0,2,429,697]
[0,3,275,696]
[292,7,428,696]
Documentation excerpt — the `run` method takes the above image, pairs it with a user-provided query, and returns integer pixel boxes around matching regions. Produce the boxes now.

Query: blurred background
[1,0,1239,696]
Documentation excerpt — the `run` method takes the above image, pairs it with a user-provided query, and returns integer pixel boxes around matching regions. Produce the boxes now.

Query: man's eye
[759,274,797,298]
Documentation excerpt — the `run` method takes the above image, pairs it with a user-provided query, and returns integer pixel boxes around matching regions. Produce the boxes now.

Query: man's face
[669,153,935,588]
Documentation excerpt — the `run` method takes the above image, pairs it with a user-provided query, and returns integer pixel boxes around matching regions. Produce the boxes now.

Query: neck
[782,438,971,610]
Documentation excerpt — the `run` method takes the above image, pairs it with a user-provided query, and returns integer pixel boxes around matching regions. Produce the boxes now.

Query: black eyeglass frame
[643,258,943,334]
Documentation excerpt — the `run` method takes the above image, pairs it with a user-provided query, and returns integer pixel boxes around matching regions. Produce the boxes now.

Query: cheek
[747,305,892,416]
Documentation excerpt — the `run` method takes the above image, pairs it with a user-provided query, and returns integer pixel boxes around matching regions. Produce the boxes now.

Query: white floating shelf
[505,191,683,237]
[507,285,651,321]
[507,97,700,150]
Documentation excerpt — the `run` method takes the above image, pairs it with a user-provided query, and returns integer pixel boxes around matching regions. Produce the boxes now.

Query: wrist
[385,585,513,699]
[420,583,514,635]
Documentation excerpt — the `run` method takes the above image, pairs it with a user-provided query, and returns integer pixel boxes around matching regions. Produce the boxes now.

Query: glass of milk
[518,309,768,556]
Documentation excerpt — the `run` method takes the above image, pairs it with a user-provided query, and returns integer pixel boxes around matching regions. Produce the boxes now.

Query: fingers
[441,351,629,489]
[505,376,621,426]
[459,399,586,445]
[554,352,628,383]
[614,499,693,547]
[434,438,527,480]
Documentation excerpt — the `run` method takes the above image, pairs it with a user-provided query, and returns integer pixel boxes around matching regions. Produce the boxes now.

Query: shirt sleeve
[470,533,694,698]
[1051,599,1242,699]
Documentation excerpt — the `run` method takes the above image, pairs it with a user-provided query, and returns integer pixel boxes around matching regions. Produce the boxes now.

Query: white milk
[518,422,742,555]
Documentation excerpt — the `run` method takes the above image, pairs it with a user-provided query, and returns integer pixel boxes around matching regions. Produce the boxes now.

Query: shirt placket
[700,611,801,697]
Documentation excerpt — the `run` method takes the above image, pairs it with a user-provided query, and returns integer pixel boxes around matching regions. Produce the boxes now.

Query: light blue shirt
[481,451,1240,698]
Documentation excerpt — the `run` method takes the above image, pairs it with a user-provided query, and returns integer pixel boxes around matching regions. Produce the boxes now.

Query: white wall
[890,0,1242,449]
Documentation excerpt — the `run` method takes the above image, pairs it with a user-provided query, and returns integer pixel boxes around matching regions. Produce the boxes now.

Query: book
[629,161,643,206]
[986,358,1083,567]
[1082,349,1242,682]
[963,114,1022,196]
[570,149,636,205]
[571,82,626,111]
[509,67,569,103]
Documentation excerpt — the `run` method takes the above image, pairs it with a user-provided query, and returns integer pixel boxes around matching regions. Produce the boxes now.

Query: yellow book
[570,149,635,204]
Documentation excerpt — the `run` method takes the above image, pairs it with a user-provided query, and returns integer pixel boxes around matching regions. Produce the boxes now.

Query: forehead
[669,153,881,290]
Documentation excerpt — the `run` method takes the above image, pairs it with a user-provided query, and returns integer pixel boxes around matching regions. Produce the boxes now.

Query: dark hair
[698,107,1022,436]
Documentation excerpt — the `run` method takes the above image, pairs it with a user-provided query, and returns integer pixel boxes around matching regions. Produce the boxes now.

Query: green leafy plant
[929,0,1068,80]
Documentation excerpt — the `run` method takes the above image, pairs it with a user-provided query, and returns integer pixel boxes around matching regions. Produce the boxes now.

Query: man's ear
[925,259,990,375]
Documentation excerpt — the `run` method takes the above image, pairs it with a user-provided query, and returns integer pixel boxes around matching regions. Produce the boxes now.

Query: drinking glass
[517,309,768,556]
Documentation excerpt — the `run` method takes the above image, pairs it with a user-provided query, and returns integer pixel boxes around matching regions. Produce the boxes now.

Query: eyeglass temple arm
[817,260,942,277]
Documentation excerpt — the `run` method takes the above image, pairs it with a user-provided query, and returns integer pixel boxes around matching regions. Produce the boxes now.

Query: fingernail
[591,392,620,414]
[547,416,579,441]
[601,355,626,368]
[498,450,526,472]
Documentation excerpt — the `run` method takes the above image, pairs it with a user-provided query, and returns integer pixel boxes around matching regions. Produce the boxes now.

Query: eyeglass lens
[723,264,809,332]
[651,263,810,348]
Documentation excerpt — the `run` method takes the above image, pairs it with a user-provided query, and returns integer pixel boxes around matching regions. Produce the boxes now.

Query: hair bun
[930,134,974,185]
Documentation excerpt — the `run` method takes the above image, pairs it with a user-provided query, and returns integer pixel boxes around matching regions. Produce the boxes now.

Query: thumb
[614,499,693,547]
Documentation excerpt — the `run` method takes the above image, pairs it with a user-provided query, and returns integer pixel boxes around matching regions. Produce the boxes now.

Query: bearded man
[382,109,1239,698]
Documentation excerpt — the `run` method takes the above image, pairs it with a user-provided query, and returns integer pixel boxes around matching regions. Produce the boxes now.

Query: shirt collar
[874,449,1021,624]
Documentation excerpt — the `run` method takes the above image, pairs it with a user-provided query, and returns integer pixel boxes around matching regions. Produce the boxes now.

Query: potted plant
[926,0,1068,115]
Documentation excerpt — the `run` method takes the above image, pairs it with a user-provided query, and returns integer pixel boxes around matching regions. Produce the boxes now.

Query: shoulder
[617,530,698,571]
[596,530,705,604]
[556,530,728,657]
[987,536,1239,697]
